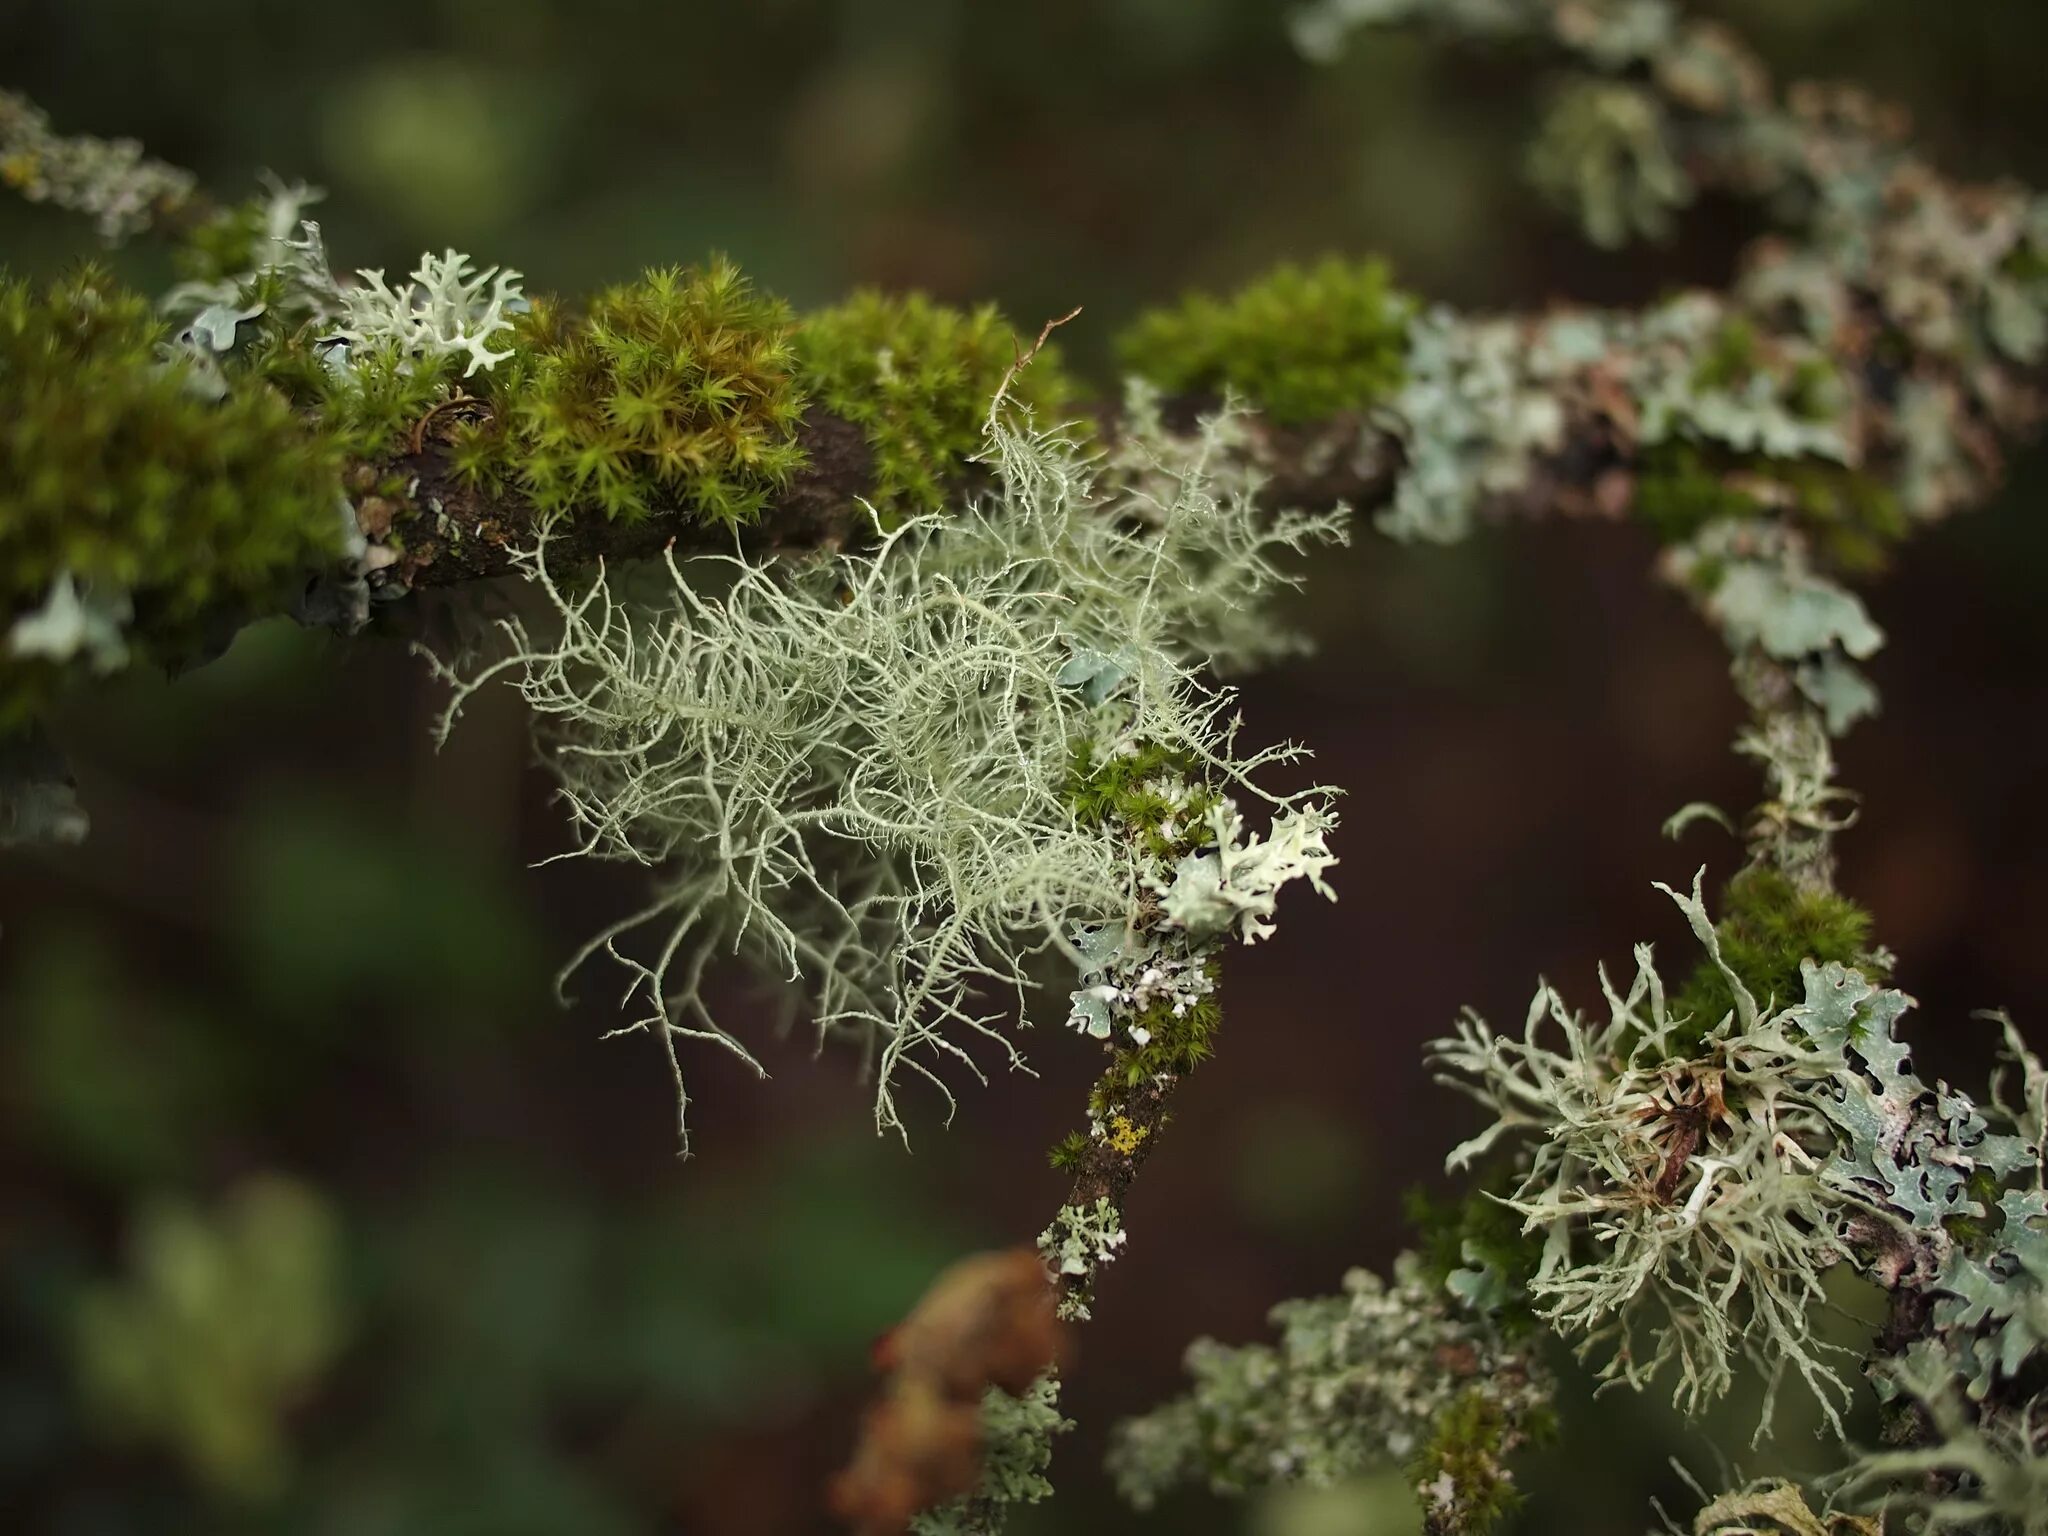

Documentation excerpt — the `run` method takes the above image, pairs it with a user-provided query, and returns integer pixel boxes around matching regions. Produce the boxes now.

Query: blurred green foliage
[71,1176,347,1499]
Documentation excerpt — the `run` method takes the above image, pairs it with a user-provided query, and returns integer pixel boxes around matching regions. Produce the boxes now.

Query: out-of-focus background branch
[3,2,2047,1532]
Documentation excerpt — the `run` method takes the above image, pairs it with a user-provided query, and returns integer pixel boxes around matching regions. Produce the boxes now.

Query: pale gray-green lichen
[1108,1253,1550,1515]
[910,1377,1074,1536]
[1037,1199,1127,1321]
[431,404,1344,1147]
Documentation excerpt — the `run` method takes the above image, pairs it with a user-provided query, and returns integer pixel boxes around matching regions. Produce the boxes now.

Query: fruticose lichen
[431,398,1344,1146]
[0,88,197,240]
[1117,256,1413,424]
[1433,868,2048,1459]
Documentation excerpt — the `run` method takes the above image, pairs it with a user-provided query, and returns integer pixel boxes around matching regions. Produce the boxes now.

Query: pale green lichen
[1430,873,1871,1437]
[336,249,527,378]
[0,88,196,240]
[910,1377,1074,1536]
[431,403,1343,1146]
[1108,1252,1551,1528]
[1038,1199,1127,1320]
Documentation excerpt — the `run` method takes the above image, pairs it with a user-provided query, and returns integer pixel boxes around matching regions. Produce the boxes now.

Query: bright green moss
[1634,441,1762,544]
[245,327,456,463]
[1668,864,1881,1056]
[1115,255,1413,425]
[797,290,1077,521]
[1065,739,1225,860]
[0,267,346,724]
[459,258,809,526]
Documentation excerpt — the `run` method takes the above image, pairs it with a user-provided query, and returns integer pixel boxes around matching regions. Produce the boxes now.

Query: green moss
[1691,316,1763,394]
[797,290,1077,521]
[1782,460,1906,575]
[1635,440,1763,544]
[1089,965,1223,1112]
[1406,1389,1531,1534]
[457,259,808,526]
[1065,739,1223,864]
[1668,865,1881,1056]
[1047,1130,1092,1171]
[1635,442,1906,574]
[1403,1183,1545,1337]
[171,197,267,289]
[1115,255,1413,425]
[246,328,456,463]
[0,266,346,724]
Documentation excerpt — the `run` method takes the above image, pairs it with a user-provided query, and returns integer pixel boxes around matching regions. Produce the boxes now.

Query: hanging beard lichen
[431,395,1345,1146]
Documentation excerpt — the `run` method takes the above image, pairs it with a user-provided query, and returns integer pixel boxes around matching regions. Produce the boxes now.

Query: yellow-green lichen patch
[1115,255,1413,425]
[798,290,1078,521]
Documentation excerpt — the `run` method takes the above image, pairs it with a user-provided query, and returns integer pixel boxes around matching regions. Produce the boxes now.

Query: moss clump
[1089,963,1223,1111]
[1407,1389,1537,1535]
[246,329,457,464]
[797,290,1077,521]
[1668,865,1881,1056]
[1047,1130,1092,1171]
[171,197,268,291]
[0,267,345,724]
[1403,1183,1545,1338]
[1115,255,1413,425]
[1064,739,1224,864]
[1634,442,1907,575]
[1634,440,1761,544]
[454,258,808,526]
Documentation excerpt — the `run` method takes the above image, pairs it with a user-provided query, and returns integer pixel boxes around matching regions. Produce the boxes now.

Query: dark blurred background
[3,2,2046,1533]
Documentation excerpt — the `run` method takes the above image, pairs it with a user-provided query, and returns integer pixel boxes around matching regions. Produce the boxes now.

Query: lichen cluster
[1433,867,2048,1510]
[69,1176,347,1500]
[0,88,196,240]
[431,398,1344,1145]
[1108,1252,1552,1529]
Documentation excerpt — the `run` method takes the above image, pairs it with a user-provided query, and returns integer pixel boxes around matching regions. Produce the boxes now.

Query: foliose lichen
[1108,1252,1551,1530]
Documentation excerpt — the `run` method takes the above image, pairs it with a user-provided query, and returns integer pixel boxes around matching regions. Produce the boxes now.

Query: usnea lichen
[431,399,1344,1145]
[1433,868,2047,1454]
